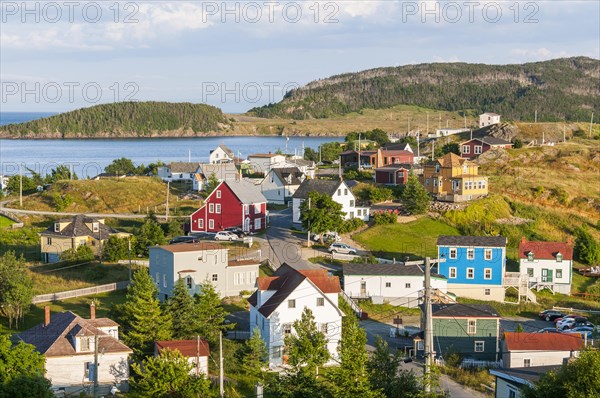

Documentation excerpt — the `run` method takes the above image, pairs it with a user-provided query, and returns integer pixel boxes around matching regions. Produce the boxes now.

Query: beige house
[40,215,129,263]
[17,306,132,396]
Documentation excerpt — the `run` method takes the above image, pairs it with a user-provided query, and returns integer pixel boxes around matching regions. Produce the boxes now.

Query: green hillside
[249,57,599,122]
[0,101,230,138]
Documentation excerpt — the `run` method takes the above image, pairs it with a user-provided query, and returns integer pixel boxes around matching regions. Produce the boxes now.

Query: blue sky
[1,0,599,113]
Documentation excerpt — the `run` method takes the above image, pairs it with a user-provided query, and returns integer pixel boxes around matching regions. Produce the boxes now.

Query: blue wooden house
[437,236,507,301]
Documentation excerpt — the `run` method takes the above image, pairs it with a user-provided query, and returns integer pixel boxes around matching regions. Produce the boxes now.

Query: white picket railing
[32,281,130,304]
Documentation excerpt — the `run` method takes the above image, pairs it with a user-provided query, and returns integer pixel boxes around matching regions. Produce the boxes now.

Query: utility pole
[563,124,566,143]
[219,331,224,398]
[534,109,537,123]
[431,142,435,161]
[590,112,594,138]
[127,237,132,281]
[166,181,170,221]
[307,197,311,248]
[19,163,23,208]
[426,113,429,136]
[196,335,200,377]
[423,257,433,395]
[358,132,362,171]
[463,113,467,129]
[93,333,99,398]
[318,145,322,164]
[417,131,420,158]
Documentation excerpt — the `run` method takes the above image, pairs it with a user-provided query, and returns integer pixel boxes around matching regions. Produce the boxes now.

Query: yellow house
[40,215,129,263]
[420,153,488,202]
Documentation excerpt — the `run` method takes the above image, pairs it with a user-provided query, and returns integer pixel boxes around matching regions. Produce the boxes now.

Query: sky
[1,0,599,113]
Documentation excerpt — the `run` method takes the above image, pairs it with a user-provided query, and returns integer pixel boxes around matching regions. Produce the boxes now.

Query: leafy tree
[166,218,184,238]
[144,161,166,176]
[135,219,167,256]
[317,142,343,163]
[284,307,330,376]
[237,327,269,386]
[203,173,220,195]
[105,157,138,175]
[264,371,333,398]
[304,147,319,162]
[0,252,34,328]
[401,172,431,215]
[59,245,94,262]
[522,349,600,398]
[0,335,45,384]
[299,191,345,244]
[442,143,460,155]
[130,349,212,398]
[346,129,390,147]
[574,227,600,265]
[103,236,130,262]
[52,193,73,211]
[367,337,419,398]
[195,280,234,344]
[47,165,77,182]
[515,323,524,333]
[329,315,384,398]
[166,278,198,339]
[119,270,172,359]
[0,376,54,398]
[6,175,37,194]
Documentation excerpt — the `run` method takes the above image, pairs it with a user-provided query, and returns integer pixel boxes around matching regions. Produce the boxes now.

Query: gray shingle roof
[270,167,304,186]
[292,179,343,199]
[217,144,234,158]
[40,214,119,239]
[491,366,561,385]
[430,303,500,318]
[465,136,512,146]
[199,163,239,180]
[226,179,267,204]
[437,235,507,248]
[343,263,446,279]
[168,162,201,173]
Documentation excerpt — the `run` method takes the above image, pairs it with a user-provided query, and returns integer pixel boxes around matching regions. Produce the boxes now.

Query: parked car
[189,232,216,240]
[312,231,341,243]
[328,242,357,255]
[564,326,596,340]
[214,231,239,241]
[169,236,198,244]
[557,316,588,330]
[537,327,561,333]
[538,309,565,322]
[554,314,578,325]
[224,227,246,238]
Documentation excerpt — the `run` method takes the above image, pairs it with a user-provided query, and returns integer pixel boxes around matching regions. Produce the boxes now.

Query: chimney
[520,236,527,244]
[567,237,573,245]
[90,302,96,320]
[44,306,50,327]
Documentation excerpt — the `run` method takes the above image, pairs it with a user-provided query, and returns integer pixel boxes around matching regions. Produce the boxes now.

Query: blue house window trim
[484,248,492,260]
[484,268,492,280]
[467,268,474,279]
[449,267,457,278]
[449,248,457,259]
[466,248,475,260]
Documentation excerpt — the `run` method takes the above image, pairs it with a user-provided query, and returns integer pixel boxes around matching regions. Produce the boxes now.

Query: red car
[553,314,578,325]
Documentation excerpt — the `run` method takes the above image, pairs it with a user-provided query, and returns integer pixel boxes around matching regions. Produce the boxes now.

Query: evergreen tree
[166,218,184,238]
[167,278,198,339]
[204,173,220,195]
[105,157,138,175]
[102,236,129,262]
[0,252,34,328]
[575,227,600,265]
[264,371,333,398]
[47,165,77,182]
[284,307,330,376]
[120,270,172,359]
[367,337,419,398]
[401,172,431,215]
[239,327,268,385]
[329,315,384,398]
[299,191,345,244]
[135,219,167,256]
[130,349,213,398]
[195,280,234,344]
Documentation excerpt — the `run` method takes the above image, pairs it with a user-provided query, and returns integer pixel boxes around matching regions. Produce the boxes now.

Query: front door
[542,269,553,282]
[244,217,250,232]
[360,281,367,297]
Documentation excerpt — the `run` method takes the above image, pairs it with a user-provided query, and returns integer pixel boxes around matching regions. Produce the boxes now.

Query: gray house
[149,242,259,300]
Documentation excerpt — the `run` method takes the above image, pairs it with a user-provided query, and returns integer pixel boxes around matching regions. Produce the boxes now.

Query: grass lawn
[358,301,420,323]
[0,215,14,228]
[0,290,127,334]
[353,216,460,260]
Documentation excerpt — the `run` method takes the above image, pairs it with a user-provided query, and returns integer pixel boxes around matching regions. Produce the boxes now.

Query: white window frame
[283,323,292,334]
[186,276,193,289]
[417,340,424,351]
[462,145,470,154]
[216,190,221,198]
[198,219,204,229]
[467,248,475,260]
[524,358,531,367]
[54,223,60,232]
[320,323,328,335]
[245,205,249,215]
[474,341,484,352]
[254,203,261,213]
[556,269,563,279]
[155,272,160,284]
[449,267,457,278]
[215,204,221,214]
[316,297,324,307]
[163,274,167,288]
[288,299,296,308]
[527,268,534,277]
[208,219,214,229]
[484,268,492,280]
[209,203,214,213]
[254,218,261,230]
[385,282,391,288]
[556,253,563,262]
[484,248,492,260]
[92,222,99,232]
[467,268,474,279]
[474,145,482,154]
[468,319,477,334]
[449,248,457,259]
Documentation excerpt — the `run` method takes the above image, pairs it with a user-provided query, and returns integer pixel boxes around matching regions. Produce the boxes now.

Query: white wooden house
[157,162,202,190]
[247,153,287,175]
[479,113,501,128]
[291,179,370,224]
[155,340,209,375]
[260,167,305,205]
[518,237,574,294]
[248,264,343,368]
[502,332,582,368]
[209,144,235,164]
[489,365,561,398]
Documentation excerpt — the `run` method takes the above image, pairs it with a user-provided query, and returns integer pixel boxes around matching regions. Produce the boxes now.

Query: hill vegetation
[249,57,599,122]
[0,101,230,138]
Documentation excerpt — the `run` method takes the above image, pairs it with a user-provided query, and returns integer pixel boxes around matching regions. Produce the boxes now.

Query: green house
[417,303,501,361]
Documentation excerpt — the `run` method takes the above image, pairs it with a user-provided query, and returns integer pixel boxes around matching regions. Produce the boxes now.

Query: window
[484,268,492,280]
[385,282,392,288]
[527,252,534,261]
[47,237,52,245]
[468,320,477,334]
[245,205,249,215]
[556,269,563,279]
[54,223,60,232]
[283,323,292,334]
[320,323,328,334]
[84,362,92,381]
[317,297,324,307]
[435,164,440,173]
[474,341,484,352]
[524,359,531,367]
[198,219,204,229]
[254,203,261,213]
[80,337,90,351]
[449,267,457,278]
[467,268,474,279]
[186,276,193,289]
[215,204,221,214]
[405,283,411,288]
[508,390,517,398]
[209,203,214,213]
[426,179,430,186]
[337,189,341,196]
[212,274,218,282]
[155,272,160,284]
[350,200,355,207]
[273,346,282,358]
[216,190,221,198]
[467,248,475,260]
[209,219,214,229]
[344,189,348,195]
[484,248,492,260]
[484,288,491,296]
[255,218,261,230]
[556,253,563,262]
[417,340,424,351]
[92,223,99,232]
[449,248,457,259]
[163,274,167,288]
[433,179,438,187]
[288,299,296,308]
[462,145,470,154]
[357,209,361,216]
[475,146,482,154]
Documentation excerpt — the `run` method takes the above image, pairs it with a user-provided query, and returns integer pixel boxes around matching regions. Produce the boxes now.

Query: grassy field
[357,301,420,322]
[353,216,460,260]
[0,290,127,334]
[0,215,14,228]
[0,226,42,261]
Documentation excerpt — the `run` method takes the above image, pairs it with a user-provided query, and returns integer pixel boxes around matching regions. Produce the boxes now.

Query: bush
[550,187,569,205]
[53,193,73,211]
[339,218,365,233]
[60,245,95,262]
[575,227,600,265]
[362,185,393,204]
[372,211,398,225]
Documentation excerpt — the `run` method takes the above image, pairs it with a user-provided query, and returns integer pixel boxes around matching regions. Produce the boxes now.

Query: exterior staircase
[503,272,537,304]
[340,291,362,318]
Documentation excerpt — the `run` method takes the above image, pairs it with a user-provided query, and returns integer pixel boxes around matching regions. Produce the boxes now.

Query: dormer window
[54,223,60,232]
[435,164,440,173]
[556,253,563,262]
[527,252,534,261]
[92,222,99,233]
[79,337,91,352]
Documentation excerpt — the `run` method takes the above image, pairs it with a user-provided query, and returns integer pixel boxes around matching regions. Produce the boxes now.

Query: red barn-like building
[460,136,513,159]
[190,180,268,233]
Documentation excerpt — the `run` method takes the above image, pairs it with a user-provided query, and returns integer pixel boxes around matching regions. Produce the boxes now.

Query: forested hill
[249,57,599,122]
[0,102,230,138]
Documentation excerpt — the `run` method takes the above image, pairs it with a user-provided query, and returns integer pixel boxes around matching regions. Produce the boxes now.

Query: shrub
[550,188,569,205]
[372,211,397,225]
[339,218,365,233]
[513,138,523,148]
[60,245,95,262]
[575,227,600,265]
[53,193,73,211]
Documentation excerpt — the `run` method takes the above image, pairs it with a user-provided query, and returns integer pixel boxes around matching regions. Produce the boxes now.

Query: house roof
[216,144,235,158]
[490,366,561,386]
[40,214,120,239]
[152,242,226,253]
[292,179,343,199]
[169,162,201,173]
[519,239,573,260]
[199,163,239,180]
[429,303,500,318]
[284,158,315,167]
[228,259,260,267]
[481,112,500,117]
[225,179,268,204]
[340,150,377,156]
[270,167,304,186]
[249,153,284,158]
[249,264,341,318]
[343,263,446,279]
[155,339,210,357]
[375,163,420,172]
[17,311,131,357]
[462,136,513,146]
[436,152,466,168]
[437,235,507,248]
[503,332,583,351]
[380,149,414,157]
[383,143,412,152]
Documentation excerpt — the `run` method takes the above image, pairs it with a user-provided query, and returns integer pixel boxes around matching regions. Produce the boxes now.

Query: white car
[328,242,357,255]
[312,232,341,242]
[214,231,238,241]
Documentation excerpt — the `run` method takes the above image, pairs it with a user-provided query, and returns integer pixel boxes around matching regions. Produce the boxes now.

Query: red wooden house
[190,179,268,233]
[460,136,513,159]
[375,164,422,185]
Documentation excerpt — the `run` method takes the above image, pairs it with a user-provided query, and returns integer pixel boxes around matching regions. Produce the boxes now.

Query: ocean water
[0,112,57,126]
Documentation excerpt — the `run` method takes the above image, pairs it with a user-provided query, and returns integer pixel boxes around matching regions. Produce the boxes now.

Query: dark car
[537,327,561,334]
[538,309,565,322]
[169,236,198,244]
[189,232,217,240]
[224,227,246,237]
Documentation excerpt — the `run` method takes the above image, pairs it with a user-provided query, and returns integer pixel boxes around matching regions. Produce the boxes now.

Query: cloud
[510,48,570,60]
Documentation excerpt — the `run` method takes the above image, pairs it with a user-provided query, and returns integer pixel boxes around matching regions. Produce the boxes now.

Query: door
[542,269,553,282]
[360,281,367,297]
[244,217,250,232]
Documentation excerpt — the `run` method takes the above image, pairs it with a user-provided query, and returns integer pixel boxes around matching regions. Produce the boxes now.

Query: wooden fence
[32,281,130,304]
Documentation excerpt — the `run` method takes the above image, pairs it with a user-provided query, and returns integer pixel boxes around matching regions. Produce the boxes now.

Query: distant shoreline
[0,132,345,140]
